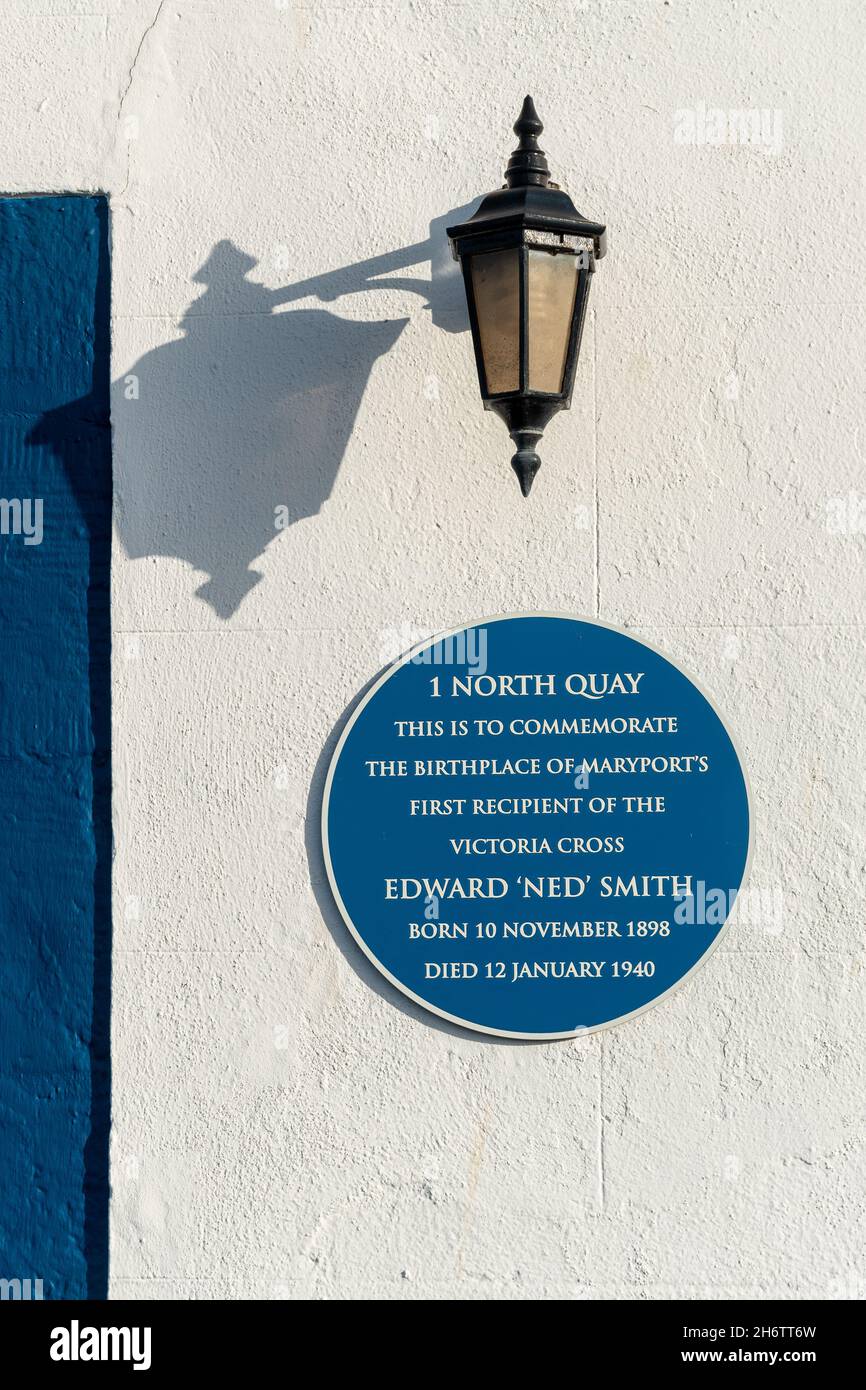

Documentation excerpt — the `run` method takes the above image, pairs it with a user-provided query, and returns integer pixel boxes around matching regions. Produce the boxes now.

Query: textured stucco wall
[1,0,863,1300]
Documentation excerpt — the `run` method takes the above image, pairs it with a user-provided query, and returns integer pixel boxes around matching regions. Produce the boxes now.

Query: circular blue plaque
[323,615,751,1039]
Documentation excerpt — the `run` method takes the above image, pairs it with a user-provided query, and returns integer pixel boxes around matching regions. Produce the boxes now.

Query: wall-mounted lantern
[447,97,606,495]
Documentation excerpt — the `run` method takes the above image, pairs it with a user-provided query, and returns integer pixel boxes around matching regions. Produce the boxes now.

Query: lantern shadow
[115,203,476,619]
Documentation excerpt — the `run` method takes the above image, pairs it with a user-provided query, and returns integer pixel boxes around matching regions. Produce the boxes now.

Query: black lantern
[447,96,606,495]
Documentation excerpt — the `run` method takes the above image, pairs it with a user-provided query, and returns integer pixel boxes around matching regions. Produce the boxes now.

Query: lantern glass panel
[470,248,520,394]
[527,248,578,393]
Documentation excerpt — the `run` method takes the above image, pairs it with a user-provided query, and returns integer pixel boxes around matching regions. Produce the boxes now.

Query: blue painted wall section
[0,195,111,1299]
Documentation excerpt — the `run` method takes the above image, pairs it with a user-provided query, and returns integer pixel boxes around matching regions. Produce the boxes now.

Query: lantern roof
[447,97,607,259]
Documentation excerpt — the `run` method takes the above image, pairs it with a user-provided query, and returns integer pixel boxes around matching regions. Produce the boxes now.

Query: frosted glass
[527,249,578,393]
[470,249,520,394]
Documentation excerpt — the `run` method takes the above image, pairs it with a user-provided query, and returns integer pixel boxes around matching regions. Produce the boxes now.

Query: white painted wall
[2,0,864,1299]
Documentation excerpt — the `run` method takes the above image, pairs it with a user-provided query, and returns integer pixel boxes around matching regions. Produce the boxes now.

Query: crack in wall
[117,0,167,197]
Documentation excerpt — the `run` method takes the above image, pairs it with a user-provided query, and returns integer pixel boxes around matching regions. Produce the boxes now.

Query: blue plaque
[323,614,751,1039]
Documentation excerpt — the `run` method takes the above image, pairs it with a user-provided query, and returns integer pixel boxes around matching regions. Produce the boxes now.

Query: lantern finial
[511,431,542,497]
[505,95,550,188]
